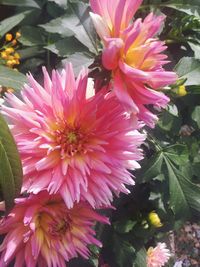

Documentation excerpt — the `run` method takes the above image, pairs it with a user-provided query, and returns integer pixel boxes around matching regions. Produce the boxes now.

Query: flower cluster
[0,32,21,68]
[0,0,175,266]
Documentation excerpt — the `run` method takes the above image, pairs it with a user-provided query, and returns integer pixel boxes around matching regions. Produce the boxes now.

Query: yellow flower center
[54,124,88,158]
[67,131,78,144]
[36,202,72,239]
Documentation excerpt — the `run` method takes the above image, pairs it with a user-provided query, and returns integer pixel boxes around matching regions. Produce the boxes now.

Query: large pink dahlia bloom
[0,191,109,267]
[147,243,171,267]
[90,0,177,127]
[1,64,145,208]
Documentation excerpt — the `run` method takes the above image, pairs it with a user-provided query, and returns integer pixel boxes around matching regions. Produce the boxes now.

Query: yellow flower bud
[14,52,20,59]
[5,47,14,54]
[1,51,8,59]
[148,211,163,228]
[5,33,13,42]
[16,32,21,39]
[14,59,20,65]
[11,39,17,46]
[7,55,14,60]
[177,85,187,97]
[6,60,14,67]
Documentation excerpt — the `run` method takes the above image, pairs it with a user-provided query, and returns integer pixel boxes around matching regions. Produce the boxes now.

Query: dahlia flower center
[55,126,88,157]
[49,218,71,237]
[38,210,72,238]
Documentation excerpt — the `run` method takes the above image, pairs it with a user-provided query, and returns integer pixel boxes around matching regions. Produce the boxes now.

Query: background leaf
[0,0,40,8]
[0,115,23,211]
[0,66,27,90]
[174,57,200,86]
[164,1,200,18]
[0,11,31,37]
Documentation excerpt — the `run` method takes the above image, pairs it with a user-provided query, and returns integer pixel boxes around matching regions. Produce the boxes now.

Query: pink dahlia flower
[90,0,177,127]
[147,243,171,267]
[1,64,145,208]
[0,191,109,267]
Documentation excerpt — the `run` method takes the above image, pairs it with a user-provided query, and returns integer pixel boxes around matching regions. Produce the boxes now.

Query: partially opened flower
[1,64,145,208]
[147,242,171,267]
[90,0,177,127]
[0,191,109,267]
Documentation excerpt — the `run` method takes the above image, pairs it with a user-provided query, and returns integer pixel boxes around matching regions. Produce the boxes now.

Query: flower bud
[16,32,21,39]
[177,85,187,97]
[148,211,163,228]
[5,33,13,42]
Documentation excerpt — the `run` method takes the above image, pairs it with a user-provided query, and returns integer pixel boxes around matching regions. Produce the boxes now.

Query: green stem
[147,132,163,152]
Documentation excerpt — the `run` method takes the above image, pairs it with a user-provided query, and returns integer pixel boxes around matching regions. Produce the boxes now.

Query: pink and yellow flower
[2,64,145,208]
[0,191,109,267]
[90,0,177,127]
[147,242,171,267]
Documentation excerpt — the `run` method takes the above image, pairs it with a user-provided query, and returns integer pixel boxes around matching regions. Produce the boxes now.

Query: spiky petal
[0,191,109,267]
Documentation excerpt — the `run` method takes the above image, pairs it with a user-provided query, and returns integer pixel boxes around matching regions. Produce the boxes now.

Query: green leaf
[41,2,97,53]
[187,85,200,94]
[39,15,74,37]
[20,58,44,73]
[0,141,15,210]
[163,152,200,215]
[164,157,190,216]
[166,103,178,117]
[158,109,181,132]
[174,57,200,86]
[0,115,23,210]
[163,145,189,166]
[45,37,86,57]
[113,236,135,267]
[188,42,200,60]
[18,46,45,60]
[134,248,147,267]
[164,1,200,19]
[0,0,40,8]
[0,11,31,38]
[192,106,200,127]
[141,153,163,182]
[19,26,46,46]
[0,66,27,91]
[48,0,68,9]
[68,2,97,53]
[60,52,93,76]
[114,220,137,234]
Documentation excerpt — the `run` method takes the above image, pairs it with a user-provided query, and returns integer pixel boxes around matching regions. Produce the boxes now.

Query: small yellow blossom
[16,32,21,39]
[7,55,14,60]
[1,51,8,59]
[5,47,14,54]
[11,39,17,46]
[14,52,20,59]
[177,85,187,97]
[14,59,20,65]
[148,211,163,228]
[6,60,14,67]
[5,33,13,42]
